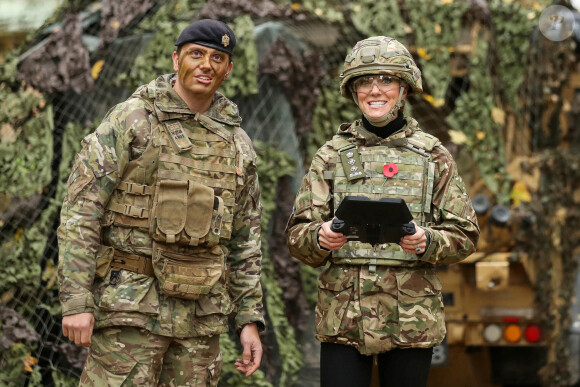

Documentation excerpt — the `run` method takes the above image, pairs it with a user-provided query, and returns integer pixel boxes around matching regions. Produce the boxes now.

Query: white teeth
[369,101,386,106]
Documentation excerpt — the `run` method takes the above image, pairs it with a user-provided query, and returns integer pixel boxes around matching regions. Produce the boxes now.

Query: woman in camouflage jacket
[286,36,479,387]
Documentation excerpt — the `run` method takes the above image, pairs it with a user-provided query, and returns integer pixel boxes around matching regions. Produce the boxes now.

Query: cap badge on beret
[222,34,230,47]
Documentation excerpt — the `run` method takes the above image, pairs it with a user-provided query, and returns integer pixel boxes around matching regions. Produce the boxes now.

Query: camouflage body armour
[104,84,240,299]
[286,36,479,355]
[328,126,439,266]
[58,74,265,339]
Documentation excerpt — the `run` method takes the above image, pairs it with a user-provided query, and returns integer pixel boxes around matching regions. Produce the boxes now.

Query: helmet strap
[354,86,406,127]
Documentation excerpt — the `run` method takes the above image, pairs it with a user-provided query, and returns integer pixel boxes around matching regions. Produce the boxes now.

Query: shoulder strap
[331,134,354,152]
[406,130,441,152]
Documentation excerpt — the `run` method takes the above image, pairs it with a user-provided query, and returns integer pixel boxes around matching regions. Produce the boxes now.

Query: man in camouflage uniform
[58,19,265,386]
[286,36,479,387]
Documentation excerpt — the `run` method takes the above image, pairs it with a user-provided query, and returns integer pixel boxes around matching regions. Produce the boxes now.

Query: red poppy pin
[382,162,399,178]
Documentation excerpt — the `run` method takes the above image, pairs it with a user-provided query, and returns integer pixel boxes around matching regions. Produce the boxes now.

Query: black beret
[174,19,236,56]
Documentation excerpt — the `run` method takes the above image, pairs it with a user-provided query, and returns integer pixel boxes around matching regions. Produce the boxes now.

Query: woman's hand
[399,221,428,254]
[318,219,348,251]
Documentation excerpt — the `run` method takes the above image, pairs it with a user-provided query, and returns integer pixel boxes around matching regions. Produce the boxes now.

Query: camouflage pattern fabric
[81,326,221,386]
[286,118,479,355]
[58,73,265,339]
[328,118,439,266]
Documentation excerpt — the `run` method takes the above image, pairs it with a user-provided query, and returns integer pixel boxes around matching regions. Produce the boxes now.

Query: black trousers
[320,342,433,387]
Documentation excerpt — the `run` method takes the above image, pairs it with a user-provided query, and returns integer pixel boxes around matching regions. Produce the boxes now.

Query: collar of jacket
[337,116,422,148]
[132,73,243,127]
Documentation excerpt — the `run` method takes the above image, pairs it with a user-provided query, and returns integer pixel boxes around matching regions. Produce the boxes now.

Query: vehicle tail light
[483,324,502,343]
[504,324,522,343]
[524,324,541,343]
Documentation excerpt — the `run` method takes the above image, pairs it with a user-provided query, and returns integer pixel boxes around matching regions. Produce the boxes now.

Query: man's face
[172,43,232,100]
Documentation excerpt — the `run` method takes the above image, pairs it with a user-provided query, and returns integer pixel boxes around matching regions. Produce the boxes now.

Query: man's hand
[399,221,428,254]
[234,323,263,377]
[318,219,348,251]
[62,312,94,348]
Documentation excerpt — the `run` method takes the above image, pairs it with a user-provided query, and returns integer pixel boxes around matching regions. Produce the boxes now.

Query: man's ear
[225,61,233,78]
[172,51,180,72]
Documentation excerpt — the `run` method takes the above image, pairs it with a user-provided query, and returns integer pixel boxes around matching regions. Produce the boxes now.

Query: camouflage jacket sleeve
[420,144,480,265]
[57,100,141,316]
[285,144,333,268]
[227,131,266,332]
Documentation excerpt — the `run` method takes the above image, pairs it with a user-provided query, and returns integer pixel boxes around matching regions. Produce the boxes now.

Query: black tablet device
[332,196,415,244]
[335,196,413,225]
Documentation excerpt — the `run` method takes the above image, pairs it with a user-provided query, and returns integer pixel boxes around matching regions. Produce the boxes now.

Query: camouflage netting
[0,0,578,386]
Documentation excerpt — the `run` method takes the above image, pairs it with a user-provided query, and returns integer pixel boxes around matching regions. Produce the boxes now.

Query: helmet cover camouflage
[340,36,423,101]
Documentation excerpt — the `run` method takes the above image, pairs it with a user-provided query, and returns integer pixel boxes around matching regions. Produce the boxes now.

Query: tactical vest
[325,126,439,267]
[103,98,248,299]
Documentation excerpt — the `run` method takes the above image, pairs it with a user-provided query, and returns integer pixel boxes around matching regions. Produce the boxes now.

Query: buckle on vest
[126,182,148,195]
[123,204,146,218]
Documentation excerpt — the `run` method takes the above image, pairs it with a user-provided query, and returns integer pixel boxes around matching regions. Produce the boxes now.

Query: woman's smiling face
[354,75,407,119]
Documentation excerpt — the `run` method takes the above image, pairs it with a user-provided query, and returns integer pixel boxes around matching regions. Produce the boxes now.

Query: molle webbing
[329,132,435,266]
[109,202,149,219]
[118,181,152,195]
[156,123,237,241]
[110,249,154,276]
[330,253,420,267]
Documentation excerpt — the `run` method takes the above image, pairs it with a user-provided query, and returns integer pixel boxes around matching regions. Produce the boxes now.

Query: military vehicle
[426,10,580,386]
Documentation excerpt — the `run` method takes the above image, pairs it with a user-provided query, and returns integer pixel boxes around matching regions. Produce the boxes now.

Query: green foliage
[489,0,538,108]
[114,0,197,90]
[220,15,259,99]
[255,141,297,224]
[218,142,300,386]
[255,141,302,386]
[0,343,39,386]
[51,369,79,387]
[405,0,469,101]
[309,75,359,161]
[298,0,345,23]
[446,39,509,204]
[0,52,19,81]
[0,200,59,296]
[348,0,406,41]
[0,81,56,297]
[0,83,53,198]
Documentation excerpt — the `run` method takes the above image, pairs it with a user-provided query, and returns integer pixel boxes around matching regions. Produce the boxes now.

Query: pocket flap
[157,180,188,236]
[396,271,442,297]
[318,266,354,292]
[95,245,114,278]
[185,181,215,238]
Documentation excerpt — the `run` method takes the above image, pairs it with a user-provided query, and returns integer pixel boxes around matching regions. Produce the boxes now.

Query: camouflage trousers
[80,326,222,386]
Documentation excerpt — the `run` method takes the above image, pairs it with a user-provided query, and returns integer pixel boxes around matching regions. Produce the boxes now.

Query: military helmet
[340,36,422,101]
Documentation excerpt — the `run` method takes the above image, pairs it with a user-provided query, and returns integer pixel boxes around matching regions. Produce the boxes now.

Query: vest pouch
[151,180,188,244]
[188,195,224,248]
[184,181,219,247]
[95,245,114,278]
[151,180,222,246]
[152,242,225,300]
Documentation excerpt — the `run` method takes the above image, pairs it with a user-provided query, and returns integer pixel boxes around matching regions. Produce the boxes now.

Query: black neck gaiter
[361,111,406,139]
